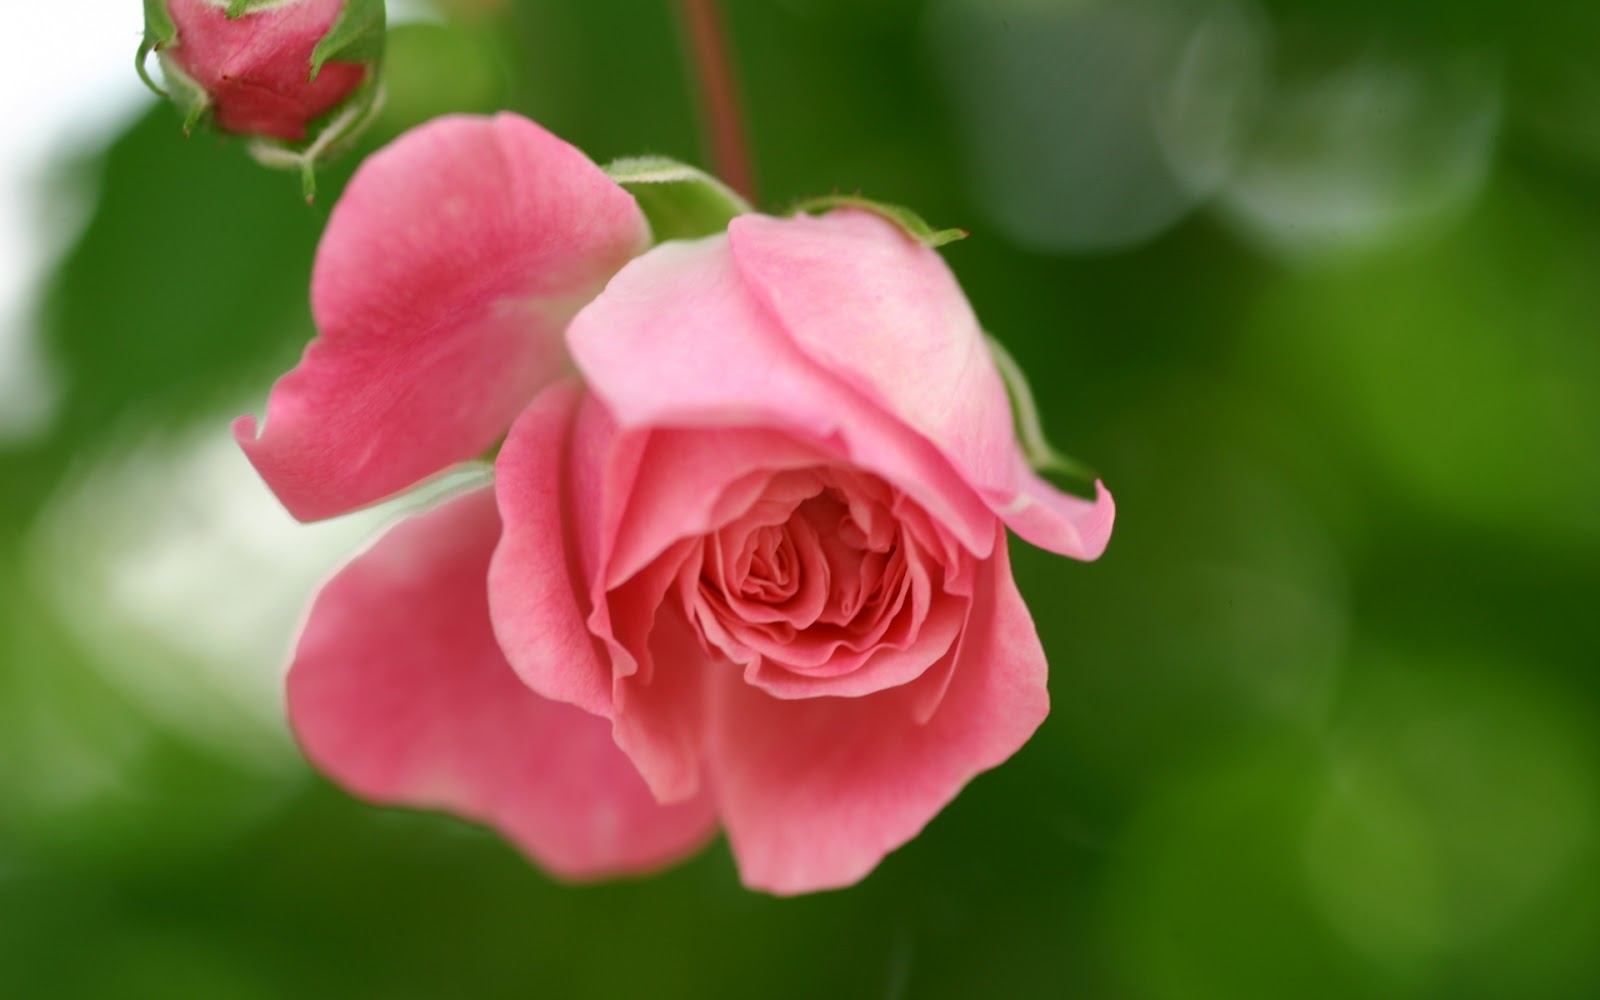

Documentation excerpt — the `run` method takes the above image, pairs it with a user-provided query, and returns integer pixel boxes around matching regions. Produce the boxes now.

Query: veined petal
[287,487,716,880]
[236,113,649,521]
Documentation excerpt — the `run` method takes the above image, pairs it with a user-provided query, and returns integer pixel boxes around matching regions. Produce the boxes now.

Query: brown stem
[675,0,757,203]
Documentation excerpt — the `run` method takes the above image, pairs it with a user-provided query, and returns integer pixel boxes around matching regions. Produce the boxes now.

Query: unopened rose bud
[139,0,386,198]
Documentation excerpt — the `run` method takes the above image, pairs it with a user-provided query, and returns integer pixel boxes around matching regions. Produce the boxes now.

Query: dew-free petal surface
[567,234,997,558]
[490,381,614,719]
[288,486,716,879]
[704,528,1049,894]
[237,113,648,521]
[733,210,1117,561]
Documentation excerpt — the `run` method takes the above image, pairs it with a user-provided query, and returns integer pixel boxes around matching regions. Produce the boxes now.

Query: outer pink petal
[488,381,613,719]
[990,468,1116,561]
[493,389,715,804]
[728,211,1015,494]
[730,210,1115,561]
[704,528,1049,895]
[288,487,715,880]
[236,113,649,521]
[566,234,998,559]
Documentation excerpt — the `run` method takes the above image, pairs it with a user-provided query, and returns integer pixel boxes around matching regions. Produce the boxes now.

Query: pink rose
[144,0,377,143]
[238,113,1114,893]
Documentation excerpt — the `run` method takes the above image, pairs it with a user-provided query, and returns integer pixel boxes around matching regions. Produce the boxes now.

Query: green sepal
[225,0,305,16]
[151,53,213,136]
[247,78,384,202]
[136,0,176,97]
[987,335,1100,501]
[605,156,753,243]
[310,0,387,81]
[789,194,967,248]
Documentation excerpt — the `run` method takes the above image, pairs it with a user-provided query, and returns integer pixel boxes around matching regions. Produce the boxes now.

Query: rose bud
[138,0,385,197]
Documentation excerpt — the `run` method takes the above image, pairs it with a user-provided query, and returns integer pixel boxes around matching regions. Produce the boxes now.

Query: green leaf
[310,0,387,81]
[605,156,752,243]
[987,335,1100,500]
[789,194,967,248]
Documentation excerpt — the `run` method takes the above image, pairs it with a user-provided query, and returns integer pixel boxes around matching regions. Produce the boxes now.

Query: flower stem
[675,0,757,203]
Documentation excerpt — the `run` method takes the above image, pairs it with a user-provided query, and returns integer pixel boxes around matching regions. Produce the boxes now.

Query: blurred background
[3,0,1598,996]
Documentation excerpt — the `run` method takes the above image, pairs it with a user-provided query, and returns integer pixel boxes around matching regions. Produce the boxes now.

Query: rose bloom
[152,0,370,142]
[237,113,1114,893]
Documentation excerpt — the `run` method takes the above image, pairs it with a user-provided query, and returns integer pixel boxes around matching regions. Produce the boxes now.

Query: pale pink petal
[567,234,998,559]
[704,527,1049,894]
[728,211,1016,492]
[606,427,829,589]
[236,113,649,521]
[488,380,613,719]
[988,469,1117,561]
[741,594,966,701]
[731,210,1117,561]
[288,487,716,880]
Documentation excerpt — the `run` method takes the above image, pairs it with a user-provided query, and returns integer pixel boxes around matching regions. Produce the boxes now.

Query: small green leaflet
[605,156,753,243]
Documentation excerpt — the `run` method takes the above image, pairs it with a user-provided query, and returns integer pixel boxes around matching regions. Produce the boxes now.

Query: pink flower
[238,113,1114,893]
[146,0,376,143]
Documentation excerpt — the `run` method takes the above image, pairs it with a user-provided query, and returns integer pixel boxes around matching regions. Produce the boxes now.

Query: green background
[4,0,1598,996]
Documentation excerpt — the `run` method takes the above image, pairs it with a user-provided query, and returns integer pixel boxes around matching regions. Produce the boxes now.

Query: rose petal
[988,468,1117,561]
[288,487,716,880]
[730,210,1117,561]
[236,113,648,521]
[493,388,713,804]
[728,211,1015,491]
[606,427,830,589]
[489,380,613,719]
[609,603,715,804]
[704,526,1049,894]
[567,234,998,558]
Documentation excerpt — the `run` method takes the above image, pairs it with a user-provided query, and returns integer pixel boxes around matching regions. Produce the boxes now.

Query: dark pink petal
[236,113,649,521]
[609,603,714,804]
[567,235,999,559]
[489,381,613,719]
[494,391,716,802]
[704,527,1049,894]
[288,487,716,879]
